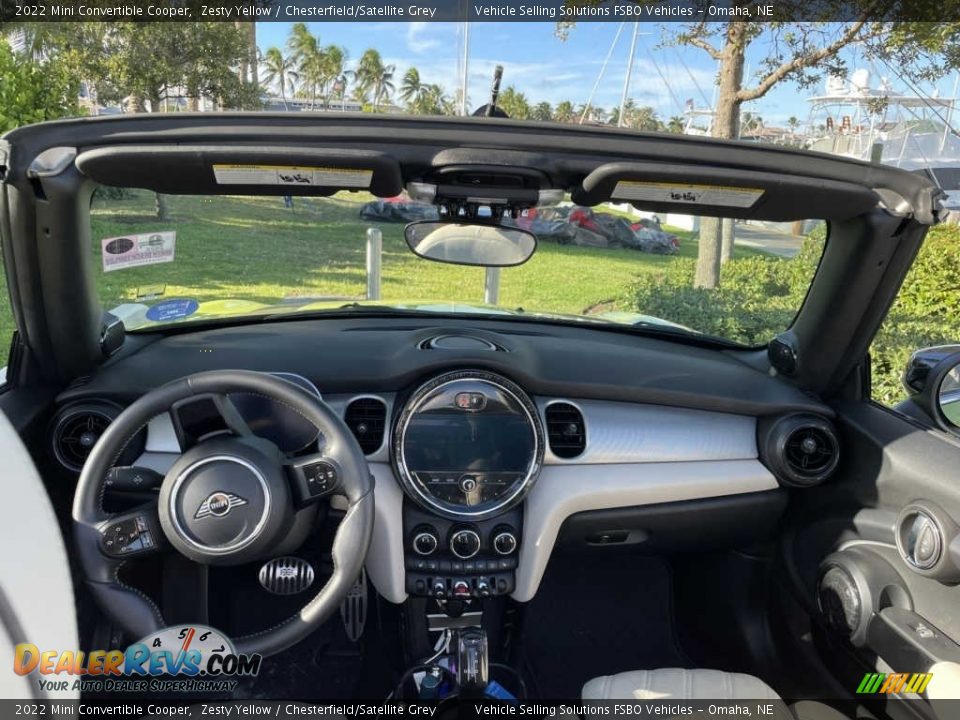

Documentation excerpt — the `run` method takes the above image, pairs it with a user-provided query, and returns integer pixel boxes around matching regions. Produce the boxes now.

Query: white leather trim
[928,661,960,700]
[582,668,781,700]
[365,462,407,603]
[512,460,778,602]
[0,411,79,699]
[539,399,758,465]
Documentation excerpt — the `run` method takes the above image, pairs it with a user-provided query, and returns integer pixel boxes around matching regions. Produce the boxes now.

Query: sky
[255,22,959,129]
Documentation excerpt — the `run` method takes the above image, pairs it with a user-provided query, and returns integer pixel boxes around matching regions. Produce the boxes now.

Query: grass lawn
[0,192,766,354]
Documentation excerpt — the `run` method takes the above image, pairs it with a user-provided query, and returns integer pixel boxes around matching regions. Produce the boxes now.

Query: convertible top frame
[0,113,943,398]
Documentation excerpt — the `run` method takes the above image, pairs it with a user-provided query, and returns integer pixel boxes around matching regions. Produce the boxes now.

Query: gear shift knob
[456,628,489,693]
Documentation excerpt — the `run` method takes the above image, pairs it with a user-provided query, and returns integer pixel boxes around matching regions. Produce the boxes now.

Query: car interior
[1,113,959,717]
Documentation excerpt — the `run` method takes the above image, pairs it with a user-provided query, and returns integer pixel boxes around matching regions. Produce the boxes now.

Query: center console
[403,502,521,598]
[391,369,543,600]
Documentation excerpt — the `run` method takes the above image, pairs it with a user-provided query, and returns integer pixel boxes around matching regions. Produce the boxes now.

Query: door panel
[781,398,960,706]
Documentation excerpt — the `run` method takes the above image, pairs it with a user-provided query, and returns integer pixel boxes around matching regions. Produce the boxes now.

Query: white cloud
[406,22,443,54]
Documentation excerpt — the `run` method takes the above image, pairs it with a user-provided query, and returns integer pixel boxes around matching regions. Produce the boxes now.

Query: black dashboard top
[58,317,829,418]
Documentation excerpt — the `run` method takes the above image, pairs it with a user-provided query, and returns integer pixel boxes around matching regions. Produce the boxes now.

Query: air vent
[761,414,840,487]
[545,402,586,458]
[344,397,387,455]
[52,402,119,472]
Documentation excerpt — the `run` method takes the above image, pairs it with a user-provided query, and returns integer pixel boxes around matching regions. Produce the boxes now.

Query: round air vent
[51,402,120,473]
[760,414,840,487]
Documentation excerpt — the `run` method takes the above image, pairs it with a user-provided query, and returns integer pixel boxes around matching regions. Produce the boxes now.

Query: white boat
[805,69,960,209]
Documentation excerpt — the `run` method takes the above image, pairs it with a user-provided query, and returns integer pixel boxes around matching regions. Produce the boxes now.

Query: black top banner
[0,0,952,23]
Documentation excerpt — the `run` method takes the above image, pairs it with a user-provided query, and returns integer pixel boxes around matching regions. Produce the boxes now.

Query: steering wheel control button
[101,515,155,557]
[450,528,481,559]
[412,529,439,556]
[289,458,340,505]
[493,529,518,555]
[258,557,315,595]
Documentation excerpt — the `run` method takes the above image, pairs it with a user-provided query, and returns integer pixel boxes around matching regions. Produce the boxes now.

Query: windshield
[91,189,823,346]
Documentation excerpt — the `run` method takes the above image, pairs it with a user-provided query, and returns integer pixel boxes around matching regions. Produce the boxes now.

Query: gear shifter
[455,628,489,694]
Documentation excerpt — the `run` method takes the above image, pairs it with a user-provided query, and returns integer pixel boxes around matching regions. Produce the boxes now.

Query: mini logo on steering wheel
[195,491,247,519]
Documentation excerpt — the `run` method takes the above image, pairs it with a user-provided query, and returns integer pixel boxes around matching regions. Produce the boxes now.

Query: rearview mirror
[404,221,536,267]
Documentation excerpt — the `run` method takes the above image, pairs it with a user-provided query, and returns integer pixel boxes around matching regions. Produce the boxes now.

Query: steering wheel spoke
[284,453,343,505]
[211,393,255,439]
[96,503,163,559]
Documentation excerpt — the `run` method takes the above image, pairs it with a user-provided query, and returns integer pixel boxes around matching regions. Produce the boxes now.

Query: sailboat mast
[618,22,639,128]
[461,21,471,116]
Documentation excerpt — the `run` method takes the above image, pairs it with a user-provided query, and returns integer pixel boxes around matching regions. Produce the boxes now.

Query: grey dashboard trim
[511,459,778,602]
[140,390,396,462]
[537,398,758,465]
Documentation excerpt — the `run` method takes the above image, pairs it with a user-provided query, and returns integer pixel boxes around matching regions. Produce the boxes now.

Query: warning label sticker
[611,181,764,208]
[212,164,373,188]
[101,231,176,273]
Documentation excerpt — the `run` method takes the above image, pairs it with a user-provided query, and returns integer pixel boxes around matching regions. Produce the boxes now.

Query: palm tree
[532,102,553,122]
[399,67,424,111]
[287,24,321,109]
[261,47,298,110]
[631,106,661,131]
[320,46,347,109]
[354,49,395,111]
[497,86,530,119]
[667,115,685,133]
[553,101,575,123]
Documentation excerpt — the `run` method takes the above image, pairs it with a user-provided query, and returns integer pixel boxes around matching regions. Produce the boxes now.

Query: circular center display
[168,455,271,553]
[394,370,543,519]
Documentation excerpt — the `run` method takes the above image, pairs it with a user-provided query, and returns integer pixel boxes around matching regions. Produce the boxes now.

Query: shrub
[625,223,960,407]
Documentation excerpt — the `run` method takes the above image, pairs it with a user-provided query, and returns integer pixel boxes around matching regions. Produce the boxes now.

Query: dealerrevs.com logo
[14,625,261,694]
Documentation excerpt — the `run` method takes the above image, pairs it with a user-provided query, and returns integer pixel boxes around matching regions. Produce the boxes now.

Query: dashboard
[51,316,839,604]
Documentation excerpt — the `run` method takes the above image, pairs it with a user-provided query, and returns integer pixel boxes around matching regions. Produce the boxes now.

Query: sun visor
[75,145,403,197]
[571,162,880,221]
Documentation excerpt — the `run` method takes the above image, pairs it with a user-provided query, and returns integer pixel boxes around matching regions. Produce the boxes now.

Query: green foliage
[625,233,823,345]
[0,43,80,133]
[37,23,258,112]
[871,225,960,405]
[625,223,960,406]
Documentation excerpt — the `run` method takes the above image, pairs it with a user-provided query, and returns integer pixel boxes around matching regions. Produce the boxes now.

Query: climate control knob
[492,529,518,556]
[450,528,481,559]
[412,528,439,556]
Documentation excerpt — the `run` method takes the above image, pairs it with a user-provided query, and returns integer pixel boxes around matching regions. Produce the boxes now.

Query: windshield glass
[91,188,823,346]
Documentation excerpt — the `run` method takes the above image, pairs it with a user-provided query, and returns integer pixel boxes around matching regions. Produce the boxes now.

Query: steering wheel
[71,370,374,657]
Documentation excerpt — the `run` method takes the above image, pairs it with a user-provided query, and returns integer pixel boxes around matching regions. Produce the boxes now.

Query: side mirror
[900,345,960,434]
[404,221,537,267]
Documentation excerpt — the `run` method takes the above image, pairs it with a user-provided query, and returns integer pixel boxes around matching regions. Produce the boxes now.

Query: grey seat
[582,668,780,701]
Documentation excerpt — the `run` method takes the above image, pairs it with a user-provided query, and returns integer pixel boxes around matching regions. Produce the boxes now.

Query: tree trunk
[720,218,735,263]
[248,24,258,95]
[236,21,249,86]
[694,21,747,289]
[147,94,170,221]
